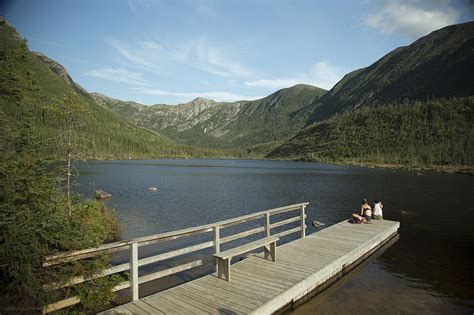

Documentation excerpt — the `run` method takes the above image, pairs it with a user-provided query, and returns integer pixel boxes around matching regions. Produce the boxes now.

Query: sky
[2,0,473,105]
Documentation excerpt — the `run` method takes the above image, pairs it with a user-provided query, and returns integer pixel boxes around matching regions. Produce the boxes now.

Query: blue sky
[3,0,473,105]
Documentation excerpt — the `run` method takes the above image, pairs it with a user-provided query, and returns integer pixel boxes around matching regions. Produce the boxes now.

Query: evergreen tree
[0,112,122,313]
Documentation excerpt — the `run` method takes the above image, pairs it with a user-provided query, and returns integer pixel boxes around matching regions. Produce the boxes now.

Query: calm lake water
[75,159,474,314]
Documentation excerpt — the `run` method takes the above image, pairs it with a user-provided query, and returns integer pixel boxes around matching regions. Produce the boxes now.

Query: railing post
[129,242,139,301]
[213,225,220,272]
[300,204,306,238]
[264,212,270,237]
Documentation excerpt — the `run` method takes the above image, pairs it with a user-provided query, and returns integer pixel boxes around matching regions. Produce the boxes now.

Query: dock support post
[213,225,220,272]
[129,242,139,301]
[300,204,306,238]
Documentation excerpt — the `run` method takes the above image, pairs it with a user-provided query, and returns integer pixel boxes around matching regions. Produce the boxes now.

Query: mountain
[309,21,474,122]
[0,17,238,160]
[95,84,326,154]
[269,22,474,171]
[2,14,472,171]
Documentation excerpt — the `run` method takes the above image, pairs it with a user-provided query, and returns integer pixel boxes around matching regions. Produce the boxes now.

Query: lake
[74,159,474,314]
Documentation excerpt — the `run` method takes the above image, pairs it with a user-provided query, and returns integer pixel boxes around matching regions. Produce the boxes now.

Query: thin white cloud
[245,61,345,90]
[363,1,460,39]
[186,39,253,76]
[107,39,165,73]
[85,68,151,86]
[107,37,253,77]
[134,87,263,102]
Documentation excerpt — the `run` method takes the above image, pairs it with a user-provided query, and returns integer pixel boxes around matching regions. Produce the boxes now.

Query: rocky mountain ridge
[95,84,326,153]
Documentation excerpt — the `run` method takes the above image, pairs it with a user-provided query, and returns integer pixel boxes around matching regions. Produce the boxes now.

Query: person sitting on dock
[373,200,383,220]
[351,213,365,224]
[361,199,372,222]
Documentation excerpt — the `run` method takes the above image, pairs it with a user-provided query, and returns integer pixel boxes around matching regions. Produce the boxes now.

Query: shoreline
[63,155,473,176]
[319,160,474,175]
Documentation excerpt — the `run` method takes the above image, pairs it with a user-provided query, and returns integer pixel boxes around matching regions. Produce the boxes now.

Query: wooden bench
[213,236,279,281]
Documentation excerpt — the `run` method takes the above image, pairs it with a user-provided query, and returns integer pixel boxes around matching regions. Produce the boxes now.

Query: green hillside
[310,22,474,122]
[95,84,326,155]
[269,98,474,172]
[0,19,239,160]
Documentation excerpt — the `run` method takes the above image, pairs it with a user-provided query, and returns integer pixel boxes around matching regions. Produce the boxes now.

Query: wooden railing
[41,202,309,313]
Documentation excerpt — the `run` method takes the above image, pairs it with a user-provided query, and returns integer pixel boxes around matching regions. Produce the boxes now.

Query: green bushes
[0,118,122,313]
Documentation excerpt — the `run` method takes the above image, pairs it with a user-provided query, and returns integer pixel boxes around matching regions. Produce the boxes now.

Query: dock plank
[188,280,262,309]
[142,295,190,314]
[134,300,165,314]
[122,302,152,314]
[249,255,315,274]
[242,258,310,278]
[199,275,274,300]
[172,285,244,315]
[232,272,288,292]
[99,219,399,314]
[185,282,254,313]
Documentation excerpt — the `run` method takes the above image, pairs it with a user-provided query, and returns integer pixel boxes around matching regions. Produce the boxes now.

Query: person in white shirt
[373,200,383,220]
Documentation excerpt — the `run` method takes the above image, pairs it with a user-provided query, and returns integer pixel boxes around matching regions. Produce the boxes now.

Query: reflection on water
[75,159,474,313]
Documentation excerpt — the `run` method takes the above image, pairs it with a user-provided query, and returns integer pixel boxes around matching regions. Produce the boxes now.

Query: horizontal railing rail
[41,202,309,314]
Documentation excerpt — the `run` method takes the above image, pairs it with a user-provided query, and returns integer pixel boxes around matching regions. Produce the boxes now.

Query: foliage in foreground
[0,117,123,313]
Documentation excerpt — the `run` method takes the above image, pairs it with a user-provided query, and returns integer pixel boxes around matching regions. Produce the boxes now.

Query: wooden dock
[99,219,400,314]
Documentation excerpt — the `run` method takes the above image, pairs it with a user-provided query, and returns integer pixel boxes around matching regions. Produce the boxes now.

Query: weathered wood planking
[99,219,399,314]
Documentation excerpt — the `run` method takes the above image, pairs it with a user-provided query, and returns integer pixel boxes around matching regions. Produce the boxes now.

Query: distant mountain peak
[191,96,214,102]
[175,97,219,116]
[186,97,217,106]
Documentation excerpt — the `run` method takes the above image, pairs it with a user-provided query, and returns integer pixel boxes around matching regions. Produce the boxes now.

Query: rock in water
[148,187,158,192]
[95,190,112,199]
[312,220,325,228]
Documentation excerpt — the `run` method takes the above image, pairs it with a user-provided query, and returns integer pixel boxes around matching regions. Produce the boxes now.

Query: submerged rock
[95,190,112,199]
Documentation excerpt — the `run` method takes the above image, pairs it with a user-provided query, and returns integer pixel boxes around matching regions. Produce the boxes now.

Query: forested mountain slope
[0,18,237,159]
[309,22,474,122]
[269,97,474,171]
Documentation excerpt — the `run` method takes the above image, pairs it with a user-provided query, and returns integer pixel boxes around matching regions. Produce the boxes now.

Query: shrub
[0,116,122,313]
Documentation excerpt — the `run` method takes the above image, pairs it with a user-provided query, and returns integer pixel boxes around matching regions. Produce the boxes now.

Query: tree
[0,108,121,313]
